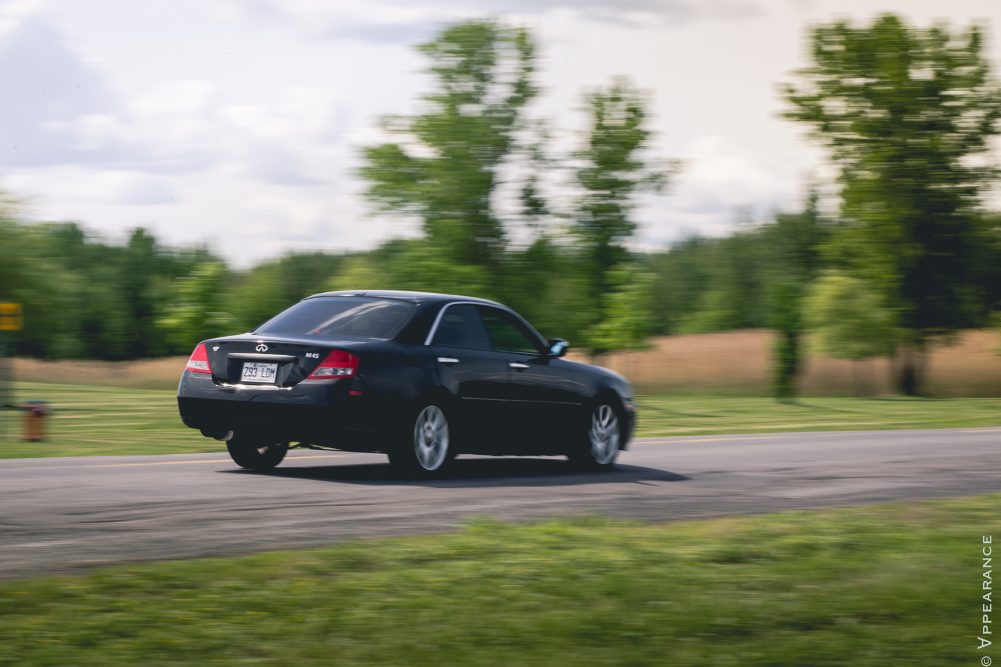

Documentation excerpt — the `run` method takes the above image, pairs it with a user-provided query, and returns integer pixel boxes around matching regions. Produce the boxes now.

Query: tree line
[2,14,1000,399]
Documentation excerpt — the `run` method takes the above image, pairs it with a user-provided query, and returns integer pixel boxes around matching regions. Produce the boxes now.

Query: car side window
[478,307,543,355]
[431,304,491,350]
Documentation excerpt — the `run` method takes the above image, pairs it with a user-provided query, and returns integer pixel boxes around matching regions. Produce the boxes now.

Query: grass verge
[0,382,206,458]
[636,394,1001,436]
[1,382,1000,458]
[1,494,998,666]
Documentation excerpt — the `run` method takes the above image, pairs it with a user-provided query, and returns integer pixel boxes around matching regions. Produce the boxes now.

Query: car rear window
[254,297,416,339]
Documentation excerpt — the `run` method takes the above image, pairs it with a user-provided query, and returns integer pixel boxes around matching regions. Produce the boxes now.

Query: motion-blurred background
[2,0,1001,410]
[3,5,1001,666]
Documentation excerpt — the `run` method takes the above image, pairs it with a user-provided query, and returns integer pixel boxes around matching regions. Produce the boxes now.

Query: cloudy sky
[2,0,1000,266]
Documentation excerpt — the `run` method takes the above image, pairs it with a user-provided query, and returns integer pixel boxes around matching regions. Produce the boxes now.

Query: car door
[476,306,585,450]
[427,303,512,450]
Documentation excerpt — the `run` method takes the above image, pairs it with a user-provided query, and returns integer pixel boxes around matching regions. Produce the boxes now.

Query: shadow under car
[222,457,688,488]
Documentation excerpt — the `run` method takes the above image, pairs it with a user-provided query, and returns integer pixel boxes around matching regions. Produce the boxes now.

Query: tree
[360,19,536,285]
[326,256,380,292]
[584,264,657,359]
[804,272,898,395]
[229,252,346,331]
[677,230,768,334]
[385,242,495,298]
[784,14,1001,394]
[765,192,826,401]
[769,280,804,402]
[158,262,236,352]
[975,212,1001,324]
[0,205,67,364]
[121,228,172,358]
[573,78,670,353]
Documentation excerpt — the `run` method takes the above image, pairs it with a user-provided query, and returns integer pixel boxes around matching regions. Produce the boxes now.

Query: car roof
[305,290,504,307]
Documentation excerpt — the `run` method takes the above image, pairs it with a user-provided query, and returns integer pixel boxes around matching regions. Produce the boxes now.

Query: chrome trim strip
[507,399,581,405]
[217,383,293,391]
[423,301,487,346]
[423,301,547,351]
[509,362,529,369]
[228,353,297,362]
[437,357,460,364]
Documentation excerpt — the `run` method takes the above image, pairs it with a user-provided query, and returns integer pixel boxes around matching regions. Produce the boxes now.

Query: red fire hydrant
[22,401,50,442]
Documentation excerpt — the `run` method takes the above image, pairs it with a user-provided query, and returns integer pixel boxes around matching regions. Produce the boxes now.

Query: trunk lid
[204,336,363,386]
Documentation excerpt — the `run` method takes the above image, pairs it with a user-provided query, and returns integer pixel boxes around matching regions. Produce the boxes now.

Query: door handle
[437,357,460,365]
[509,362,529,370]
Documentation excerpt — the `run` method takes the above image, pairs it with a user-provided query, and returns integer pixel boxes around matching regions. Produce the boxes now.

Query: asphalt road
[2,427,1000,580]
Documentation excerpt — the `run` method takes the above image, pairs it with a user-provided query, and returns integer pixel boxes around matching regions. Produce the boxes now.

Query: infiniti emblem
[255,343,269,352]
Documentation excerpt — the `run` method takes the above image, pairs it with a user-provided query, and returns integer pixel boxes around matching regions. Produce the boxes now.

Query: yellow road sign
[0,303,22,331]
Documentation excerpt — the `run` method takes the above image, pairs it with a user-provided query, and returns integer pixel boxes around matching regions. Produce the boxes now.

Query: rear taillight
[307,349,358,380]
[186,343,212,374]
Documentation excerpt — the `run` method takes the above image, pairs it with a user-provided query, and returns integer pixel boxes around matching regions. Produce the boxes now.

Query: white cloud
[6,167,175,207]
[231,0,761,40]
[675,136,791,212]
[0,0,44,38]
[0,17,125,166]
[633,136,799,247]
[71,114,125,151]
[131,80,214,118]
[2,0,1000,269]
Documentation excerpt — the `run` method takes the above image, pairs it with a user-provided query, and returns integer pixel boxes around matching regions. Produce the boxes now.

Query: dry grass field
[593,329,1001,396]
[9,329,1001,396]
[10,356,185,390]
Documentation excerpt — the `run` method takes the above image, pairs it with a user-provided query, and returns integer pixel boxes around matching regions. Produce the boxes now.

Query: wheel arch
[414,384,458,410]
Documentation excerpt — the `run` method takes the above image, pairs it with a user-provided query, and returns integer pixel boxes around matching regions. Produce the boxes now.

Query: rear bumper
[178,396,332,428]
[177,371,378,445]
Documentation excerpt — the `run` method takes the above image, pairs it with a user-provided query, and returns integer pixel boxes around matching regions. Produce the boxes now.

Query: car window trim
[475,305,548,355]
[423,301,493,348]
[253,296,416,339]
[424,301,548,352]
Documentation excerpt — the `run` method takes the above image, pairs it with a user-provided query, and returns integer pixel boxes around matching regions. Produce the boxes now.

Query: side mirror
[547,338,569,358]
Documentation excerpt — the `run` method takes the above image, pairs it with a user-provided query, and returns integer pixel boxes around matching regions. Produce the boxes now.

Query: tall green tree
[805,272,899,395]
[121,228,174,358]
[574,78,670,353]
[765,192,827,401]
[584,264,657,358]
[360,19,536,284]
[229,252,348,331]
[677,230,768,334]
[784,14,1001,394]
[157,262,236,352]
[769,281,803,402]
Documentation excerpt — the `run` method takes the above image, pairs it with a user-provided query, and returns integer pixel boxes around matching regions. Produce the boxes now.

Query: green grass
[0,382,209,458]
[2,382,1001,458]
[636,394,1001,437]
[1,494,997,666]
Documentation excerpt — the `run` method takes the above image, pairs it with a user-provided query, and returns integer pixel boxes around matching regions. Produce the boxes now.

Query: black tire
[567,399,623,471]
[226,434,289,470]
[387,402,452,476]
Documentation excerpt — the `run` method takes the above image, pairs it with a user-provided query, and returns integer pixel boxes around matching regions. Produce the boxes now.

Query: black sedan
[178,290,635,475]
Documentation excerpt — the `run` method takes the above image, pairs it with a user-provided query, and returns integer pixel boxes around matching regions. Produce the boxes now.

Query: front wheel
[388,403,451,475]
[568,401,622,471]
[226,435,289,470]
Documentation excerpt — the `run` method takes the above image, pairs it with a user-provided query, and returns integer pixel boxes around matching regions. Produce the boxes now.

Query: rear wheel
[388,403,451,475]
[226,435,289,470]
[568,401,622,471]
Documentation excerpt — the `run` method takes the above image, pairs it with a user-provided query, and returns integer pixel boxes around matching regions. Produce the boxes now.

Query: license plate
[241,362,278,384]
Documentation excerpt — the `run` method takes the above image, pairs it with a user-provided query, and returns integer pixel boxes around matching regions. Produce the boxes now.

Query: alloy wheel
[413,405,449,471]
[589,404,620,465]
